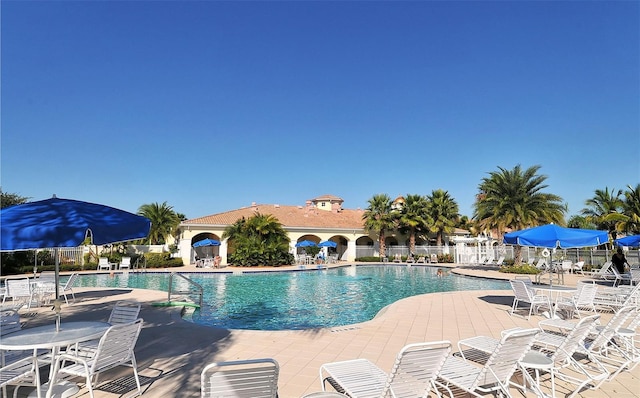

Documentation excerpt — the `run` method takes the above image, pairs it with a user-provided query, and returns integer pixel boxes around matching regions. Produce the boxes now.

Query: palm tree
[363,194,394,259]
[473,165,565,265]
[137,202,180,245]
[397,194,431,254]
[567,215,596,229]
[426,189,459,247]
[619,184,640,235]
[581,187,625,241]
[222,213,291,266]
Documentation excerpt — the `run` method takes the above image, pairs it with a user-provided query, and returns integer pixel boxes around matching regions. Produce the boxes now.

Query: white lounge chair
[430,254,438,264]
[495,256,505,266]
[589,261,615,281]
[50,319,143,398]
[543,305,637,382]
[438,328,540,398]
[119,256,131,270]
[319,341,451,398]
[533,314,606,398]
[458,315,602,398]
[201,358,279,398]
[416,256,426,264]
[509,279,551,320]
[611,266,633,287]
[97,257,112,271]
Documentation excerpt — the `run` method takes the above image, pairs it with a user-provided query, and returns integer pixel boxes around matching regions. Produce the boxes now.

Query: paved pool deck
[10,263,640,397]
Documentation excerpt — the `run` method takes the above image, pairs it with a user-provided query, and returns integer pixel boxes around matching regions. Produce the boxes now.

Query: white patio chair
[49,318,143,398]
[1,278,33,308]
[495,256,505,266]
[108,300,141,324]
[319,341,451,398]
[555,281,598,319]
[572,260,586,275]
[560,260,573,274]
[509,279,551,320]
[0,357,41,398]
[430,254,438,264]
[97,257,112,271]
[119,257,131,270]
[201,358,279,398]
[438,328,539,398]
[60,273,78,304]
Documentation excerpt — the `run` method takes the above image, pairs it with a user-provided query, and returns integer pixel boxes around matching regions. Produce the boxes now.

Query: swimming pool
[74,265,509,330]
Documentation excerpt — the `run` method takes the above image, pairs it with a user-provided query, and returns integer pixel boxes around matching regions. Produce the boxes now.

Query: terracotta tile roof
[183,204,366,229]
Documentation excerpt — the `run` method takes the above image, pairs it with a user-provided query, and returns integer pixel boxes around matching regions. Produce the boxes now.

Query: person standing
[611,248,630,274]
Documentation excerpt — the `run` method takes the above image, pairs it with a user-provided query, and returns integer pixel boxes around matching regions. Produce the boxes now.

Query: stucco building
[177,194,469,266]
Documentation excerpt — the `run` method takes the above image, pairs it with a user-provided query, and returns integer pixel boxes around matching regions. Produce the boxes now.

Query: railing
[168,272,203,308]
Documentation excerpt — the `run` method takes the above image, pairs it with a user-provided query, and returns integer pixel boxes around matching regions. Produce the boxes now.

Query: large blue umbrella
[318,240,337,248]
[615,235,640,248]
[503,224,609,249]
[295,240,317,247]
[193,238,221,247]
[1,196,151,299]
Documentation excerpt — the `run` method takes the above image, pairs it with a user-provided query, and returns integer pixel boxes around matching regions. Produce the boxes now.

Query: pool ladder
[168,272,203,308]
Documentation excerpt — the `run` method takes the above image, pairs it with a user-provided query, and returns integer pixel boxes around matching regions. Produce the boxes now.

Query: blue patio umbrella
[503,224,609,249]
[295,240,317,247]
[1,196,151,300]
[193,238,221,247]
[615,235,640,248]
[318,240,337,248]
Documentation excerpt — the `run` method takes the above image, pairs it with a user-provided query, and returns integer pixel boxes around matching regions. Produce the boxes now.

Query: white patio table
[0,321,110,398]
[532,285,577,319]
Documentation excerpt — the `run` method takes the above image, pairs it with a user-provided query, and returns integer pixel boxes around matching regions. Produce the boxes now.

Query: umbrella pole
[54,248,60,300]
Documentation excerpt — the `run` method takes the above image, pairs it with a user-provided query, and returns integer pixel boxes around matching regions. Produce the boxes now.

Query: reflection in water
[76,266,508,331]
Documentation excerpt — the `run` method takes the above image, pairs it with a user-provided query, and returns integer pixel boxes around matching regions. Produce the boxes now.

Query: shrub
[499,264,541,274]
[144,252,183,268]
[355,256,387,262]
[438,254,454,263]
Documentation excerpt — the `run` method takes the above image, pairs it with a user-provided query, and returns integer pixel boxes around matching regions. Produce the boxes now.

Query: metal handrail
[168,272,203,308]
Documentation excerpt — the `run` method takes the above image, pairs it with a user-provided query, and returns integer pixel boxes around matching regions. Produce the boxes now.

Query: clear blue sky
[2,1,639,220]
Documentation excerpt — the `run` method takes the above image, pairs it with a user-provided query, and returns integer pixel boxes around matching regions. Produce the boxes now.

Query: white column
[220,240,228,265]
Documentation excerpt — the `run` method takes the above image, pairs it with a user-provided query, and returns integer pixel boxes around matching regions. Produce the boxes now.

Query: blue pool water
[74,265,509,330]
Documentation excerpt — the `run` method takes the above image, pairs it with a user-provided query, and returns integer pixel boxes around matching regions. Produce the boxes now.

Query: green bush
[144,252,183,268]
[438,253,454,263]
[499,264,541,274]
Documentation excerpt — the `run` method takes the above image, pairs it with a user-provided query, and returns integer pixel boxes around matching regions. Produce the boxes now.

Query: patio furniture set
[0,301,142,398]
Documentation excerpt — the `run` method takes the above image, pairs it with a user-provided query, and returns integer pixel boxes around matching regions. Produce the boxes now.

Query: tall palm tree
[397,194,431,254]
[581,187,625,241]
[426,189,459,247]
[137,202,180,245]
[363,194,394,258]
[473,165,565,265]
[619,184,640,235]
[222,213,290,266]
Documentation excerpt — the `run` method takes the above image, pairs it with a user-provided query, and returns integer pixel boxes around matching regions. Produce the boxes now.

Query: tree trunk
[409,231,416,254]
[514,245,522,266]
[379,232,386,258]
